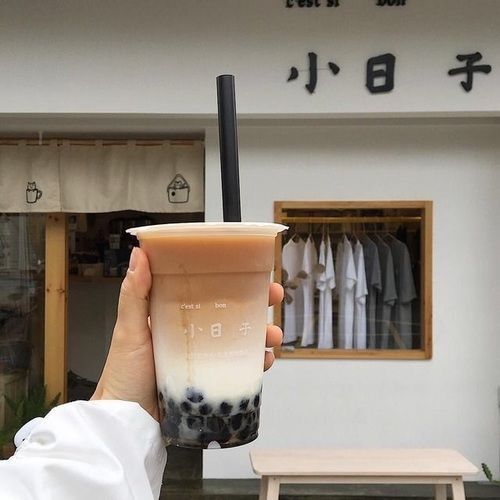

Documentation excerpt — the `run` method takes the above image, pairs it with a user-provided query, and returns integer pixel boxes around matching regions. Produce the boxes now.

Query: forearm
[0,400,167,500]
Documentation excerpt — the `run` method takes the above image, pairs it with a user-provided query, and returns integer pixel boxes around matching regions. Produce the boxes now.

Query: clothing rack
[281,216,422,224]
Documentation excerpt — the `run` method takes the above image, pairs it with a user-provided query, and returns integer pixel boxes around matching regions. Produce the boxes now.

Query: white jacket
[0,400,167,499]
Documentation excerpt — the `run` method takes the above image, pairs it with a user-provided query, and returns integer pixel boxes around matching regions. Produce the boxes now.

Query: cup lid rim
[126,222,288,238]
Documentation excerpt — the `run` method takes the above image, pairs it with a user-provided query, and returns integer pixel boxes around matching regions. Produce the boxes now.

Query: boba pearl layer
[158,386,262,449]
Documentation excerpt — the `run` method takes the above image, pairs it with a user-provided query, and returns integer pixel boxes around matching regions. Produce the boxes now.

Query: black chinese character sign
[448,52,492,92]
[366,53,395,94]
[287,51,492,95]
[287,52,339,94]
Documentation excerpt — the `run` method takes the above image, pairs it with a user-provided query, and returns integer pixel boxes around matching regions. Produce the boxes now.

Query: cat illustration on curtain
[167,174,190,203]
[26,181,42,204]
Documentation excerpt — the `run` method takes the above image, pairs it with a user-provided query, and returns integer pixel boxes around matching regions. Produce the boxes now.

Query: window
[274,201,432,360]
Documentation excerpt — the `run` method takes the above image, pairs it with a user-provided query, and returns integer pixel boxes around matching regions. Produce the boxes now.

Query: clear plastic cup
[127,222,286,449]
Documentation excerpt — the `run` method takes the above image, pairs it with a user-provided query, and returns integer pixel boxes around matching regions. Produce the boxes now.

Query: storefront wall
[205,123,500,477]
[0,0,498,115]
[0,0,498,479]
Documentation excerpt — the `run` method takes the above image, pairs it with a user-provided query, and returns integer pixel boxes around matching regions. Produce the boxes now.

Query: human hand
[92,247,284,421]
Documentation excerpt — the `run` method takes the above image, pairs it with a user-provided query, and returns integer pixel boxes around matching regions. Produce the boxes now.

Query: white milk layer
[150,272,269,403]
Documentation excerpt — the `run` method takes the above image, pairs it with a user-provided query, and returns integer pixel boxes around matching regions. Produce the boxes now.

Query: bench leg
[259,475,280,500]
[435,484,447,500]
[450,477,465,500]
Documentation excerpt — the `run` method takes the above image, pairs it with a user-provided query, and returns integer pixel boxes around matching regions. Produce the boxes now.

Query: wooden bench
[250,448,478,500]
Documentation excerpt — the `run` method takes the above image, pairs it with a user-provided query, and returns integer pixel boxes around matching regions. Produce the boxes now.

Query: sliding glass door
[0,214,46,453]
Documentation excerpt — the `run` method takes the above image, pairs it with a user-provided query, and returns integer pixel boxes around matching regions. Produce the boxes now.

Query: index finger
[268,283,284,306]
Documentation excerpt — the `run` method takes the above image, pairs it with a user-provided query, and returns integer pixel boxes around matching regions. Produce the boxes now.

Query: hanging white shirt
[282,237,305,343]
[316,234,335,349]
[353,240,368,349]
[0,400,167,500]
[300,235,318,347]
[335,235,357,349]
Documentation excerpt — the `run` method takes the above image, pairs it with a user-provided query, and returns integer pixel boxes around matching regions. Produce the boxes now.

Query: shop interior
[67,210,204,400]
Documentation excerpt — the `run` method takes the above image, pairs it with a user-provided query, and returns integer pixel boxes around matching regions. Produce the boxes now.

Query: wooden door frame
[44,213,68,403]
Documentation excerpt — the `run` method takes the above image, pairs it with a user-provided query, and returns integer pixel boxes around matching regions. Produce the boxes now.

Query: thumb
[113,247,152,349]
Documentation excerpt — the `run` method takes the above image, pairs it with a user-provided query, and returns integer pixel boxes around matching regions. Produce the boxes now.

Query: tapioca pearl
[167,398,176,411]
[158,391,164,402]
[199,403,212,416]
[237,426,251,441]
[186,387,204,403]
[168,412,182,425]
[162,419,180,439]
[186,417,199,430]
[250,423,259,435]
[158,398,167,415]
[230,414,243,430]
[180,401,192,413]
[219,425,231,442]
[199,432,216,446]
[207,416,225,433]
[206,427,230,446]
[220,402,232,416]
[253,394,260,407]
[160,419,168,435]
[239,399,249,411]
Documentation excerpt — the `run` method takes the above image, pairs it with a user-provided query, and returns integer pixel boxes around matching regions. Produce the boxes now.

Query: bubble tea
[127,222,286,449]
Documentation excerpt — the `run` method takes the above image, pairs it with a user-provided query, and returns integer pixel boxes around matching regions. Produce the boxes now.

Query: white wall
[0,0,498,115]
[203,123,500,478]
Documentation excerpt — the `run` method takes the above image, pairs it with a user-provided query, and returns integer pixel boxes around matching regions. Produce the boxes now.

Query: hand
[92,247,284,421]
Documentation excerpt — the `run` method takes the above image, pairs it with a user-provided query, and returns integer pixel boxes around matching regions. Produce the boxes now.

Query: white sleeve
[0,400,167,500]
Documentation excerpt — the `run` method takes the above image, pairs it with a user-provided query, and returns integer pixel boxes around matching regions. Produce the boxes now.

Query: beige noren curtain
[0,140,204,213]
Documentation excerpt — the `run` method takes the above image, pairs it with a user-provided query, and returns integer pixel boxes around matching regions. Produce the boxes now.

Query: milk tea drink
[127,223,286,449]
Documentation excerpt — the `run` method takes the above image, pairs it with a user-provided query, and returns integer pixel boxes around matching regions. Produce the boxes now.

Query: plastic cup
[127,222,286,449]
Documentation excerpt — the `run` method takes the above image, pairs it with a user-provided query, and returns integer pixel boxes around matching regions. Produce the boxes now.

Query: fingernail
[129,247,138,271]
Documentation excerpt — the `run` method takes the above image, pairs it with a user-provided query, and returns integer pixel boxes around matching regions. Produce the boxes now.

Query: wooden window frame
[274,200,433,360]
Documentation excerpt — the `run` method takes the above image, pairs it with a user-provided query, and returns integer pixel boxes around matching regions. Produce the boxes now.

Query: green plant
[1,385,60,451]
[5,385,60,429]
[0,426,15,449]
[481,463,500,484]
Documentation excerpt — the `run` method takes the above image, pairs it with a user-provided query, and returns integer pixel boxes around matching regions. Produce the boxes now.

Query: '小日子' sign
[287,51,492,95]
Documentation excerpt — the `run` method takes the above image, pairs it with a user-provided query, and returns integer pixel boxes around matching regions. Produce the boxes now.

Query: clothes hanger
[352,222,360,243]
[383,224,396,242]
[290,224,299,243]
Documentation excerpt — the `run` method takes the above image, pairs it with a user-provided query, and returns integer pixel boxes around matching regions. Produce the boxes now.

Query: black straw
[217,74,241,222]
